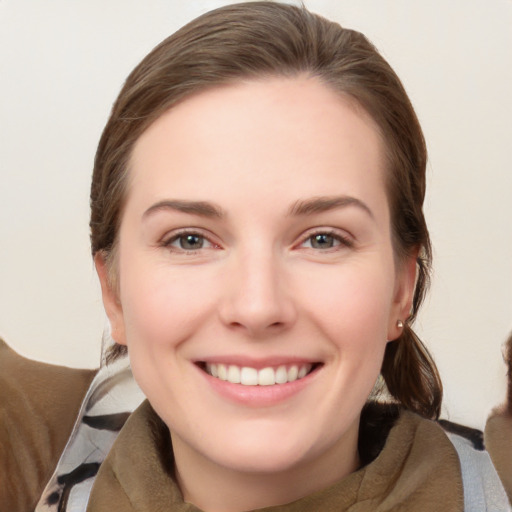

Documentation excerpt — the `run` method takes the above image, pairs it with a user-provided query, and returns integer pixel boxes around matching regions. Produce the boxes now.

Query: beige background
[1,0,511,429]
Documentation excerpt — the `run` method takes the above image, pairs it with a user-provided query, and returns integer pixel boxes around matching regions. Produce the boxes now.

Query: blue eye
[300,231,353,250]
[309,233,337,249]
[165,233,211,251]
[179,234,204,250]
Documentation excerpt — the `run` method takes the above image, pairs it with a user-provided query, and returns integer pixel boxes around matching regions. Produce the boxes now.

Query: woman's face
[97,77,415,481]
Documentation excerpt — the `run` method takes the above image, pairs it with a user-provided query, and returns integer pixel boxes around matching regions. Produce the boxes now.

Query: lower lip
[197,366,320,407]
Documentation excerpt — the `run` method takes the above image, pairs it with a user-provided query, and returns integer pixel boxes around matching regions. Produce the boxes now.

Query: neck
[171,425,360,512]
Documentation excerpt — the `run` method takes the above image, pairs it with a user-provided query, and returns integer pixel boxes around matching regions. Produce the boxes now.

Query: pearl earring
[397,319,404,329]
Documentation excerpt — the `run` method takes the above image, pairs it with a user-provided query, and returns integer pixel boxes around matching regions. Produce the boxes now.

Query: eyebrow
[143,200,225,219]
[143,196,372,220]
[288,195,374,219]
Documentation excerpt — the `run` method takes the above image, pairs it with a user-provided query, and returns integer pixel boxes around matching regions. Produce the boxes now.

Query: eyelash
[160,228,354,254]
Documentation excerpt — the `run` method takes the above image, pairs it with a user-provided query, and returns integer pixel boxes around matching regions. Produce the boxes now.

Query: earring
[397,319,404,329]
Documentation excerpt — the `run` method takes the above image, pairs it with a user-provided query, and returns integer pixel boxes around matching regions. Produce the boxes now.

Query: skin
[96,76,417,512]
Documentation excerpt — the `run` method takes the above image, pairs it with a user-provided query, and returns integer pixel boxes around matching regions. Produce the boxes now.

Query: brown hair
[90,1,441,419]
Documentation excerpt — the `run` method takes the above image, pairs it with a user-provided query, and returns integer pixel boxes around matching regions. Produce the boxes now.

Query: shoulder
[362,403,510,510]
[485,408,512,506]
[0,338,97,512]
[441,417,511,511]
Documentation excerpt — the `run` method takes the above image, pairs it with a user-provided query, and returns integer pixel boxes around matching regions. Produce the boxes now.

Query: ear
[94,252,127,346]
[387,251,418,341]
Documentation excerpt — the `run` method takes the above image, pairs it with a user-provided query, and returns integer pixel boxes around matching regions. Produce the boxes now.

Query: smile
[204,363,315,386]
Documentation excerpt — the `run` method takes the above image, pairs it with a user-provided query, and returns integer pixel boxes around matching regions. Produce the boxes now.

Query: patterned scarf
[35,356,144,511]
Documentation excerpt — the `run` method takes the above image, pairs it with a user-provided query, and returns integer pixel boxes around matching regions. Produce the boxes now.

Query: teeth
[241,367,258,386]
[210,363,218,378]
[227,365,241,384]
[205,363,313,386]
[217,364,227,381]
[298,365,308,379]
[275,365,288,384]
[287,365,298,382]
[258,367,275,386]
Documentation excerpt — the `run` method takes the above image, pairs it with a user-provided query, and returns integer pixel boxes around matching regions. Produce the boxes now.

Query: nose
[218,248,297,337]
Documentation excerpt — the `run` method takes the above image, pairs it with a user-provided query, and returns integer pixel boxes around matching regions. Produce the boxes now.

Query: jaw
[170,389,361,512]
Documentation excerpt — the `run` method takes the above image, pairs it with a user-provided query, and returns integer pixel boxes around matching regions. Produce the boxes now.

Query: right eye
[162,231,216,253]
[303,233,340,250]
[174,234,206,250]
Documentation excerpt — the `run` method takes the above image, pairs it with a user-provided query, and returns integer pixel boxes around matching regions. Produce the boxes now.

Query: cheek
[117,263,223,410]
[119,261,221,350]
[301,260,396,347]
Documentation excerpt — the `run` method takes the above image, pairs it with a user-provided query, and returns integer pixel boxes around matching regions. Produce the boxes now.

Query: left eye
[301,233,347,250]
[166,233,212,251]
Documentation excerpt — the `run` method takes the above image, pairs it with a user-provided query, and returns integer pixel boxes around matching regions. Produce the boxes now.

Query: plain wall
[1,0,511,429]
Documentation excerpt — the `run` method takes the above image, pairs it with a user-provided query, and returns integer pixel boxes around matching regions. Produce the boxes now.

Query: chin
[217,445,312,475]
[204,424,329,474]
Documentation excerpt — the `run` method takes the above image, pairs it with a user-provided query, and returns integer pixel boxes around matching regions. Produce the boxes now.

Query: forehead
[127,76,387,212]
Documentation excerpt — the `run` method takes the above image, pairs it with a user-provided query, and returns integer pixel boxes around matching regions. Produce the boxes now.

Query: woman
[1,2,508,511]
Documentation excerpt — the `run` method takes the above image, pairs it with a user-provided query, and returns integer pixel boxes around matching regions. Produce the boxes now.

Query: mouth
[198,362,321,386]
